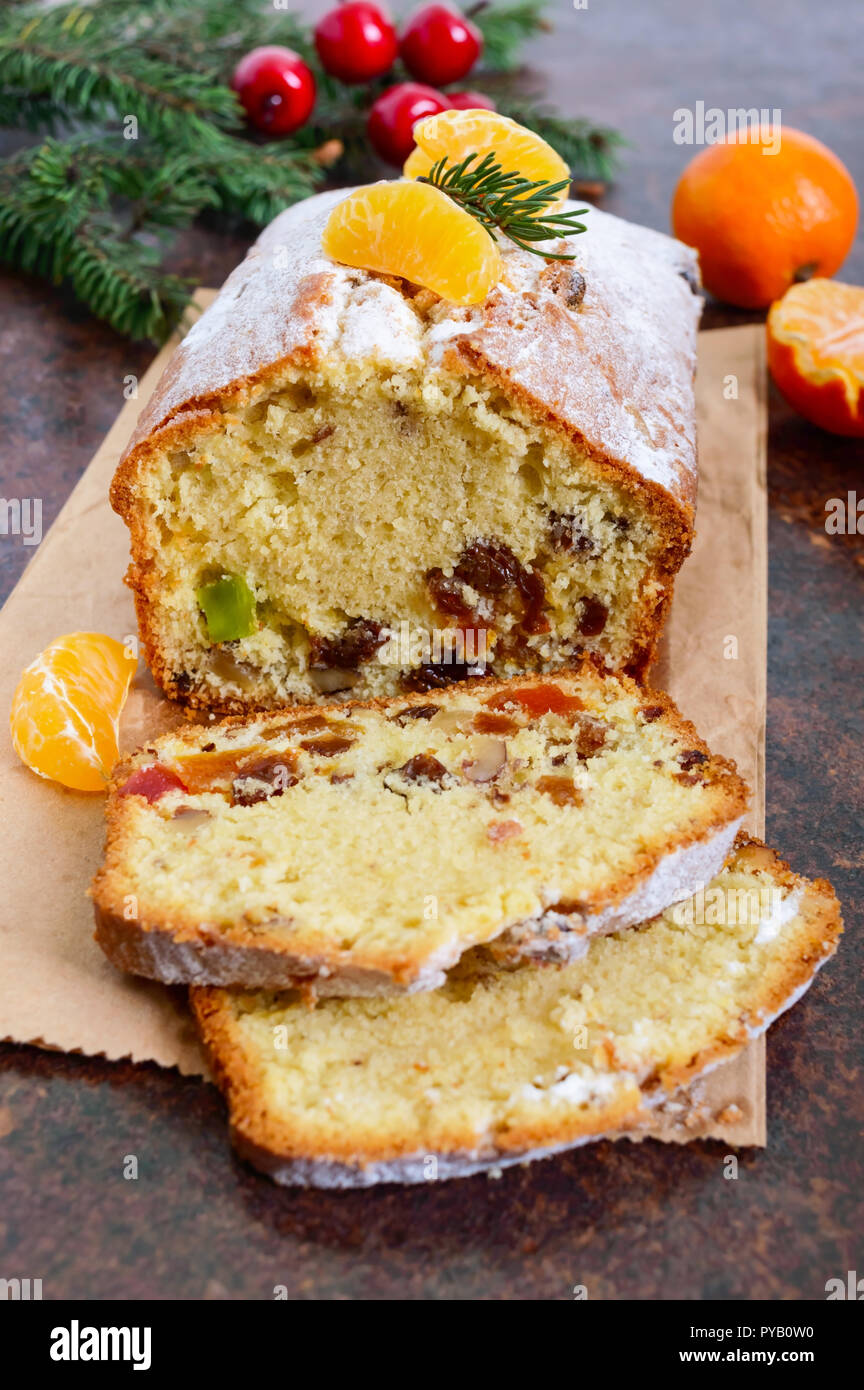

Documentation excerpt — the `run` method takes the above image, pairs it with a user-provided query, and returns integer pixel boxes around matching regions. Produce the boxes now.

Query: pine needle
[418,151,589,259]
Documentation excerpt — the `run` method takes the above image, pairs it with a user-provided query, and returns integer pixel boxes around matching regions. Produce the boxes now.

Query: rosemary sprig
[417,151,589,260]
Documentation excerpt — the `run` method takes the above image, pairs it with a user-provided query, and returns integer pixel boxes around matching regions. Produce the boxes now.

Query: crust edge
[91,665,749,991]
[189,838,842,1188]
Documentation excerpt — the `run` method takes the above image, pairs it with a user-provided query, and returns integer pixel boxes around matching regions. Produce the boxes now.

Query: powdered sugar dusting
[125,187,700,510]
[498,817,744,963]
[337,279,423,366]
[754,887,803,944]
[521,1070,622,1106]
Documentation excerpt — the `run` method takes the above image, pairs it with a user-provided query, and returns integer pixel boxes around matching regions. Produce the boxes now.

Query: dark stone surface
[0,0,861,1300]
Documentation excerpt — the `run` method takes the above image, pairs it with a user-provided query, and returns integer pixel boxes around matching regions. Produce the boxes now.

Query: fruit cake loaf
[111,190,702,711]
[191,840,841,1187]
[92,665,746,993]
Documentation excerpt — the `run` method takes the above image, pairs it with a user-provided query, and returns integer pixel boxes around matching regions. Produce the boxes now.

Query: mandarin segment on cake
[402,108,572,208]
[110,178,701,711]
[91,667,747,994]
[321,179,503,306]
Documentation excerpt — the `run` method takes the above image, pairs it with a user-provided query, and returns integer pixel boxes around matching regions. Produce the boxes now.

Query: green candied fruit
[196,573,257,643]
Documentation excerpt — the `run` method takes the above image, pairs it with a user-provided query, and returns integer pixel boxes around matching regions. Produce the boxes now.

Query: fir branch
[198,131,322,224]
[419,151,588,259]
[495,99,627,181]
[0,137,206,339]
[141,2,316,86]
[0,5,244,149]
[468,0,548,72]
[0,88,67,132]
[1,1,318,86]
[61,214,195,341]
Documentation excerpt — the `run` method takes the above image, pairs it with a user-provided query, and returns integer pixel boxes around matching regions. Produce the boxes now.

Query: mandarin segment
[10,632,137,792]
[767,278,864,437]
[403,109,572,210]
[322,179,501,305]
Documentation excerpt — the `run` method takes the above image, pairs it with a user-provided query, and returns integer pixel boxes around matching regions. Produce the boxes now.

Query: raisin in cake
[191,840,841,1187]
[92,666,746,993]
[111,192,702,710]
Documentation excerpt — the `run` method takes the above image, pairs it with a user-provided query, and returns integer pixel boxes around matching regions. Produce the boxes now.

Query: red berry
[400,4,483,87]
[367,82,451,165]
[315,2,398,84]
[446,90,496,112]
[231,46,316,136]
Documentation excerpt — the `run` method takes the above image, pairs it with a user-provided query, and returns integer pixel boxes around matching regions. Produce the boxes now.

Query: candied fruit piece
[197,574,257,643]
[119,764,188,802]
[578,597,608,637]
[574,714,608,759]
[473,710,521,735]
[232,754,300,806]
[395,754,450,786]
[678,749,709,771]
[640,705,665,722]
[300,734,356,756]
[457,539,547,635]
[425,569,476,625]
[426,538,548,639]
[487,683,584,717]
[487,819,523,843]
[390,704,440,724]
[174,748,255,792]
[545,898,588,916]
[536,774,583,807]
[310,618,386,670]
[403,661,488,692]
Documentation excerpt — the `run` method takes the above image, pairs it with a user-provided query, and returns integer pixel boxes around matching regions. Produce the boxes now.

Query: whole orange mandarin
[672,128,858,309]
[767,278,864,437]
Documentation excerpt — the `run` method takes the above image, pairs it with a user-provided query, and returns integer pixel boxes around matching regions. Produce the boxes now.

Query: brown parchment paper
[0,303,768,1143]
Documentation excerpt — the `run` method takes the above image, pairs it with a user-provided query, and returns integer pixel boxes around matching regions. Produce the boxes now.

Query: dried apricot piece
[322,179,501,306]
[486,684,584,716]
[10,633,137,792]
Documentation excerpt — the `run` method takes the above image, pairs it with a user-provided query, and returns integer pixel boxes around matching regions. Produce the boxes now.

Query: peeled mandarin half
[10,632,138,791]
[767,278,864,437]
[404,109,572,211]
[322,179,501,306]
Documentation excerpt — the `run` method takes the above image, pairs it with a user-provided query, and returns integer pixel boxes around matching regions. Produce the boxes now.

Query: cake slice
[110,191,701,710]
[92,665,747,993]
[191,840,841,1187]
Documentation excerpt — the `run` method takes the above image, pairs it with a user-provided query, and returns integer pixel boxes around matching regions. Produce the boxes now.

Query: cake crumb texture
[110,193,701,708]
[191,839,841,1186]
[92,666,747,991]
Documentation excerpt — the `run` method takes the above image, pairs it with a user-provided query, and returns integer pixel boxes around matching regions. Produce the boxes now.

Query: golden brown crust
[189,837,842,1185]
[91,664,749,991]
